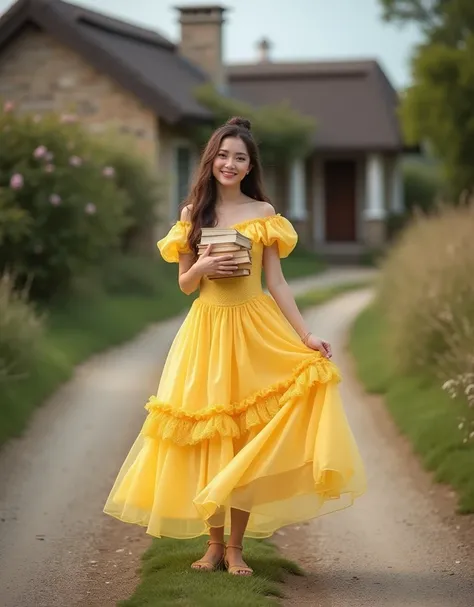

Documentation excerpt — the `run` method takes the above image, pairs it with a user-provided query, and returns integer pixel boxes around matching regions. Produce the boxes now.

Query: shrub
[95,136,164,253]
[0,272,43,383]
[403,160,443,214]
[0,107,130,299]
[193,84,315,165]
[378,202,474,434]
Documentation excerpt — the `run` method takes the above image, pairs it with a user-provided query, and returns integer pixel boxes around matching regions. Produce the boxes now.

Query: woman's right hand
[194,244,239,277]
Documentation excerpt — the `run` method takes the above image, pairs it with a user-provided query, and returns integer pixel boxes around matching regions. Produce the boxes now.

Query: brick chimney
[176,5,227,91]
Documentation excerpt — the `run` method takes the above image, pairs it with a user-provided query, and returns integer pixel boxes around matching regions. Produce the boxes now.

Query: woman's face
[212,136,251,187]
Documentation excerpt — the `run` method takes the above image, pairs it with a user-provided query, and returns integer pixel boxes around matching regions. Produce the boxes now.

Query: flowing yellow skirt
[104,294,366,539]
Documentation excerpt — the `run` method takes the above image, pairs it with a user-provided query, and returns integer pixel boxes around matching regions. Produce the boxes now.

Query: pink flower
[60,114,78,124]
[102,166,115,178]
[69,155,82,167]
[49,194,61,206]
[3,100,14,112]
[10,173,24,189]
[33,145,47,159]
[85,203,96,215]
[45,164,55,173]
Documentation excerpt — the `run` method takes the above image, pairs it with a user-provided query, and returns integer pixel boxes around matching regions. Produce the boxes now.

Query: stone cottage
[0,0,409,256]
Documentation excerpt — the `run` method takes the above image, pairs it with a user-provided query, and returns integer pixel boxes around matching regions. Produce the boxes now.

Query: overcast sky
[0,0,423,88]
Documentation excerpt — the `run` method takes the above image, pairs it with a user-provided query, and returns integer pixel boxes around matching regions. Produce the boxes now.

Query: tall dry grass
[378,203,474,436]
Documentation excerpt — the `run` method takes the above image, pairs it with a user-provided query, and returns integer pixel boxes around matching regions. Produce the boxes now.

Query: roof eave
[30,3,183,123]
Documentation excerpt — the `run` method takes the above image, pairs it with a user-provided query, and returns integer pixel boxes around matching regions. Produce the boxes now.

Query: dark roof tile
[0,0,212,123]
[228,60,403,150]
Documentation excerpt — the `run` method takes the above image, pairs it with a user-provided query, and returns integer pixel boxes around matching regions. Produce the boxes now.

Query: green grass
[295,281,373,311]
[280,244,326,281]
[350,304,474,513]
[119,537,302,607]
[0,256,191,447]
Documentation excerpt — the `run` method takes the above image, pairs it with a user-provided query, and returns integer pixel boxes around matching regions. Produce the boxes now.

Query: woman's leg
[226,508,252,575]
[191,525,225,569]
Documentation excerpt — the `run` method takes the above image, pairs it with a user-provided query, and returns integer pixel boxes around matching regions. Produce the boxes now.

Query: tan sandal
[224,544,253,576]
[191,540,225,572]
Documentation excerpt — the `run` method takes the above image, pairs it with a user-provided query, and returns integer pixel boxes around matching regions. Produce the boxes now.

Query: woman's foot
[224,544,253,576]
[191,540,225,571]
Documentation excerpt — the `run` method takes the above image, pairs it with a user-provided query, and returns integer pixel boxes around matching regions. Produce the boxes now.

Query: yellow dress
[103,214,366,539]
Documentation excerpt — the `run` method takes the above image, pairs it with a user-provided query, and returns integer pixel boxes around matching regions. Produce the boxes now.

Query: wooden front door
[324,160,357,242]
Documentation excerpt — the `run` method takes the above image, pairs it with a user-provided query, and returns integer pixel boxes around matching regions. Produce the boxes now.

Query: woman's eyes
[217,153,246,162]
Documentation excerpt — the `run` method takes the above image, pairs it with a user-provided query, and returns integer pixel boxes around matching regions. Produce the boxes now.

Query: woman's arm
[177,207,239,295]
[263,244,332,358]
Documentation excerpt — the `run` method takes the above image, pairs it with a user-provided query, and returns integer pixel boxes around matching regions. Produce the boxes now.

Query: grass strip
[350,304,474,513]
[119,537,302,607]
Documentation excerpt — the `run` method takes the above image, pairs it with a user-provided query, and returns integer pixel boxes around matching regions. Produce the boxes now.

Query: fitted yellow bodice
[199,240,265,306]
[157,214,298,307]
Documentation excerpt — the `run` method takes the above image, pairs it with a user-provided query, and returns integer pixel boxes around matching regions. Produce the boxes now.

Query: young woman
[104,117,366,576]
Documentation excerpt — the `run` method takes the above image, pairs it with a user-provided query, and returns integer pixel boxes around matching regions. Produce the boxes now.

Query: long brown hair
[181,116,269,254]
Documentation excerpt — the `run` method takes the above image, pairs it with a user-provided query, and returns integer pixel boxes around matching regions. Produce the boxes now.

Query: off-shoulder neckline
[176,213,283,230]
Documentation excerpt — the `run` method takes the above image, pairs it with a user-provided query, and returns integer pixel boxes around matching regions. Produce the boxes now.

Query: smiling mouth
[221,171,237,177]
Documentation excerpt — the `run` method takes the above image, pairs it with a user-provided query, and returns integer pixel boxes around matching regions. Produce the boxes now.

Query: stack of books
[198,227,252,280]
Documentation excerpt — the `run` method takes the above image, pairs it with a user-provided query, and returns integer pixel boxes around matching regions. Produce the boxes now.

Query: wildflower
[442,379,456,391]
[10,173,24,189]
[85,203,96,215]
[69,155,82,167]
[60,114,78,124]
[49,194,61,206]
[33,145,47,159]
[3,100,14,112]
[102,166,115,178]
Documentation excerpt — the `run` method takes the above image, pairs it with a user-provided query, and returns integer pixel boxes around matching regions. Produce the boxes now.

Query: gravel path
[2,268,471,607]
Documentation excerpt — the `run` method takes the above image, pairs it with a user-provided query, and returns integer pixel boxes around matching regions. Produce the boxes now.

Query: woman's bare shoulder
[245,199,275,217]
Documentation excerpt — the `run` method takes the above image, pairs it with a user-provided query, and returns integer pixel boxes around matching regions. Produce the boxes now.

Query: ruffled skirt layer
[103,294,366,539]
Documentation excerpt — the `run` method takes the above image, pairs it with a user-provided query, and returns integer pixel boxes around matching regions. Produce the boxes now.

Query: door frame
[313,153,364,244]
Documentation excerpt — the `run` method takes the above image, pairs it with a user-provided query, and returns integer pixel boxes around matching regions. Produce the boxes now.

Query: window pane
[177,147,191,206]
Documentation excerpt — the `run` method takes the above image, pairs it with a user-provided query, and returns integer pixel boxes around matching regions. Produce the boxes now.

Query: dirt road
[277,290,474,607]
[1,270,472,607]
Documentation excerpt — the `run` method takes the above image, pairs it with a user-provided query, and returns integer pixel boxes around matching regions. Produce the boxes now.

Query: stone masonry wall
[0,25,159,161]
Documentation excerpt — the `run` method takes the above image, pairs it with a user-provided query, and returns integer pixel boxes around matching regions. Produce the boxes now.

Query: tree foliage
[382,0,474,192]
[193,84,316,166]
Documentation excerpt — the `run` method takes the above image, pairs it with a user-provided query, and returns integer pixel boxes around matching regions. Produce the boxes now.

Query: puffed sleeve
[257,214,298,258]
[156,221,192,263]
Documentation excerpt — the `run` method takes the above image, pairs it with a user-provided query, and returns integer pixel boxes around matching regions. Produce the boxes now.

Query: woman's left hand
[306,334,333,359]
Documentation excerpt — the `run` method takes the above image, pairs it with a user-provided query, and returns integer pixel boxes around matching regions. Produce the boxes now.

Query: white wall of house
[287,157,308,221]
